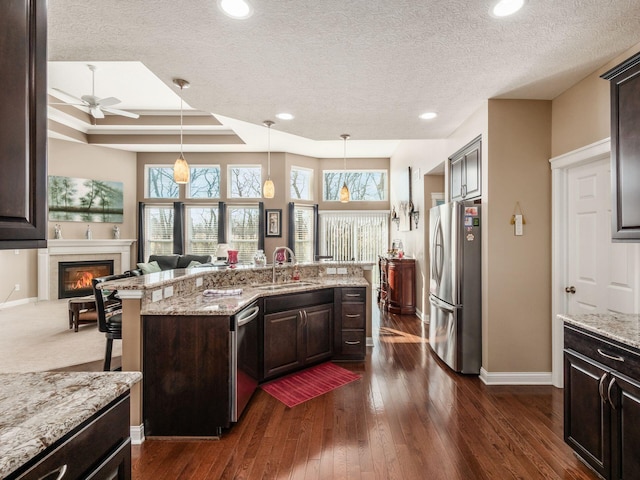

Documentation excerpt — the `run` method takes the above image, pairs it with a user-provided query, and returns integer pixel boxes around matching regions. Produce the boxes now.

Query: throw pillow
[186,260,201,268]
[137,260,162,274]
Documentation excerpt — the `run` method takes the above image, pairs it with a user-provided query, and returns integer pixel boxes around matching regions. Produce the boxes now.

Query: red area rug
[261,362,361,408]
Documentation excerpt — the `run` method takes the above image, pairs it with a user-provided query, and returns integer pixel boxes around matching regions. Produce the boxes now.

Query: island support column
[118,291,144,443]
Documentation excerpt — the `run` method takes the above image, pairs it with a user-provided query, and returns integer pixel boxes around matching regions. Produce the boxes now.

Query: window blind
[186,205,218,255]
[319,211,389,262]
[293,205,315,263]
[144,205,174,260]
[227,205,260,263]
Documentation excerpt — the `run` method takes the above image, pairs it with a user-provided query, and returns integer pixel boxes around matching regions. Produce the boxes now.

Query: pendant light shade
[340,133,350,203]
[263,120,275,198]
[173,79,190,184]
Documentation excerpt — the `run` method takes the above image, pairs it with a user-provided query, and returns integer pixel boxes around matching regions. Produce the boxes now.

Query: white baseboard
[366,336,374,347]
[130,424,145,444]
[480,368,553,385]
[0,296,37,310]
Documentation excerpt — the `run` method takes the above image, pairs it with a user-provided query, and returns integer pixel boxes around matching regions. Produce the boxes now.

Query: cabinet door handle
[607,377,617,410]
[346,314,361,318]
[38,464,67,480]
[345,294,361,298]
[598,373,608,403]
[597,348,625,362]
[345,340,361,345]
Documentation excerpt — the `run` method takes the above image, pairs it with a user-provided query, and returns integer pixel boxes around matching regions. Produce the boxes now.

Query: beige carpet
[0,299,121,372]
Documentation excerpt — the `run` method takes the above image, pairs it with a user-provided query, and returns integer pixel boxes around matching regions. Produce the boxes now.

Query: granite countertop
[0,371,142,479]
[142,277,369,316]
[559,312,640,350]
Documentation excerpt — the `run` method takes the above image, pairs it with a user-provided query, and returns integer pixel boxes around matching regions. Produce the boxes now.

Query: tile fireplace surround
[37,239,135,300]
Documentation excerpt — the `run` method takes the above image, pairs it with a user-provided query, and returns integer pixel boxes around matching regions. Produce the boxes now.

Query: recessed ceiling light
[276,113,294,120]
[218,0,253,19]
[419,112,438,120]
[491,0,525,17]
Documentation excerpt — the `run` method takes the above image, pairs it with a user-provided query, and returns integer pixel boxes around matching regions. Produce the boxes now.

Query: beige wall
[552,41,640,157]
[0,139,137,305]
[485,99,552,372]
[389,140,448,316]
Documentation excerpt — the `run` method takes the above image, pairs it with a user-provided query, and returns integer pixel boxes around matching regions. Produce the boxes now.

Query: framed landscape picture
[48,176,124,223]
[266,209,282,237]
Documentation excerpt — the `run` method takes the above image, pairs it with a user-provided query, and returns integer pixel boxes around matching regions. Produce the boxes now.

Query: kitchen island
[0,371,141,479]
[560,313,640,479]
[99,261,373,439]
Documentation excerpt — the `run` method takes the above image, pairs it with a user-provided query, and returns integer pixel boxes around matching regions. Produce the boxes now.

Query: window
[293,205,315,263]
[228,165,262,198]
[146,166,179,198]
[323,170,387,201]
[186,206,218,255]
[319,211,388,262]
[143,205,174,259]
[188,166,220,199]
[290,166,313,200]
[227,205,260,263]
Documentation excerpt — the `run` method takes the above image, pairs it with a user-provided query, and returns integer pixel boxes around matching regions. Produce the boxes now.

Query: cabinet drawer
[564,325,640,379]
[12,395,130,480]
[342,304,365,329]
[340,330,365,358]
[341,288,365,303]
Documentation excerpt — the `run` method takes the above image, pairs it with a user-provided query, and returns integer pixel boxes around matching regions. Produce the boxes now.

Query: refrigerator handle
[429,294,455,312]
[432,215,443,286]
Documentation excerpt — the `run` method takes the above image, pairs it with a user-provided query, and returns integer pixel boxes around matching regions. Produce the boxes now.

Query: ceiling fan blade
[101,107,140,119]
[52,88,86,105]
[97,96,121,108]
[90,107,105,119]
[49,102,85,106]
[81,94,100,105]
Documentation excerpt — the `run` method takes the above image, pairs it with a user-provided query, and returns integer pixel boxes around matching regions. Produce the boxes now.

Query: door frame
[549,137,610,388]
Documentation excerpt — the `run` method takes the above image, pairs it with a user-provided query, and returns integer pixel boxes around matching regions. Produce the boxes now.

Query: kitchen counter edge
[559,312,640,350]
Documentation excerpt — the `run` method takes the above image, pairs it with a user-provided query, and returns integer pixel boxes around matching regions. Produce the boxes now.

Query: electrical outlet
[327,267,337,275]
[151,289,162,302]
[196,277,203,287]
[14,284,20,292]
[337,267,347,275]
[14,250,19,255]
[164,286,174,298]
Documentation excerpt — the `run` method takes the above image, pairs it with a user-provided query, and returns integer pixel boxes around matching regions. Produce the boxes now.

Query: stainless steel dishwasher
[230,301,260,422]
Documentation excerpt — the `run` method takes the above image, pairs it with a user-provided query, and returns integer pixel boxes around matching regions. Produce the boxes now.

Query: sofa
[131,254,212,275]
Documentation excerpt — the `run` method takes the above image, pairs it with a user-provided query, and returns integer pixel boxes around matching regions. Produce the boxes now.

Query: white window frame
[187,165,221,199]
[322,169,388,202]
[185,204,219,256]
[227,164,263,199]
[292,205,315,263]
[143,204,175,261]
[290,166,314,201]
[145,165,180,199]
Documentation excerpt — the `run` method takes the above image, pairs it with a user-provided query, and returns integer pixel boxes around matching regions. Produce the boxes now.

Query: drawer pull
[597,349,625,362]
[345,294,361,298]
[38,464,67,480]
[345,340,361,345]
[346,314,361,318]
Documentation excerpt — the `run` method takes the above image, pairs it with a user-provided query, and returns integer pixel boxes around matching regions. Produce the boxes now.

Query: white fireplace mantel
[38,239,136,300]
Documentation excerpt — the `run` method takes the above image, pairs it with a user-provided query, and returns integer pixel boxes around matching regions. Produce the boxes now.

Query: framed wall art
[266,209,282,237]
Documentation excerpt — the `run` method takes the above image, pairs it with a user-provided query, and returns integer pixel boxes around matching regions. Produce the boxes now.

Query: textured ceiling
[48,0,640,145]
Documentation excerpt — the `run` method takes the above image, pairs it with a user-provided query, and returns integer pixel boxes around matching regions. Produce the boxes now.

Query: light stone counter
[0,371,142,478]
[559,313,640,350]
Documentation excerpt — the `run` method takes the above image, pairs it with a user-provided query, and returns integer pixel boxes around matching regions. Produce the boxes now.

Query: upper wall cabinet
[449,136,481,202]
[0,0,48,250]
[602,52,640,241]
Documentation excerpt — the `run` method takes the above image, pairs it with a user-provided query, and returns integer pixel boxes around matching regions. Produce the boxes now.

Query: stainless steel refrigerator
[428,201,482,374]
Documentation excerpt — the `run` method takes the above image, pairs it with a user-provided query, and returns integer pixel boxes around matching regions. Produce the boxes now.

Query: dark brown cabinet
[334,287,366,360]
[142,314,231,436]
[263,289,334,380]
[0,0,48,250]
[379,256,415,315]
[8,395,131,480]
[602,52,640,241]
[449,136,481,201]
[564,324,640,479]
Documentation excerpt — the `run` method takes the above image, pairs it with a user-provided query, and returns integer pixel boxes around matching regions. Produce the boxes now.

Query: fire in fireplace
[58,260,114,298]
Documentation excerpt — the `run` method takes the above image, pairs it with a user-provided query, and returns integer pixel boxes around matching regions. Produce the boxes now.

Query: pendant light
[173,78,190,184]
[263,120,275,198]
[339,133,350,203]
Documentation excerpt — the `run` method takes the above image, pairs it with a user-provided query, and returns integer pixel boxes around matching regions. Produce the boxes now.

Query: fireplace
[58,260,114,298]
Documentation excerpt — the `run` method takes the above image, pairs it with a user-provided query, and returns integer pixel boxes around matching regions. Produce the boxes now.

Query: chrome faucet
[272,246,297,283]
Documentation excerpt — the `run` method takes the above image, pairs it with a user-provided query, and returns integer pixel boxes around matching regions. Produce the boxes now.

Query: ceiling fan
[51,64,140,119]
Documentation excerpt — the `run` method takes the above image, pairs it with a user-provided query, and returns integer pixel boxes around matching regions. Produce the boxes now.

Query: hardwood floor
[131,307,595,480]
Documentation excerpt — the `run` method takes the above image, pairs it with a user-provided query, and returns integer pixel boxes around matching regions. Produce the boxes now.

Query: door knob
[565,286,576,294]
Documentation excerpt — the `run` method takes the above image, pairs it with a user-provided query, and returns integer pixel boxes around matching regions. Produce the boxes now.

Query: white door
[567,159,638,314]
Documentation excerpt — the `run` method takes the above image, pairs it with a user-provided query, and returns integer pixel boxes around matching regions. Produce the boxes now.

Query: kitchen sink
[256,281,317,291]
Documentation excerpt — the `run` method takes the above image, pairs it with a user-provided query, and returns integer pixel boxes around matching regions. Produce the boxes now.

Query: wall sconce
[391,206,400,231]
[411,209,420,229]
